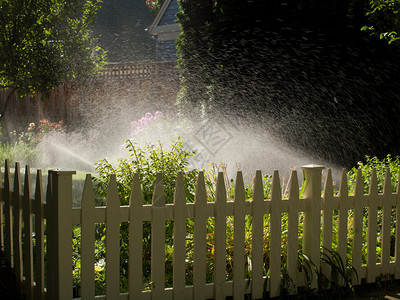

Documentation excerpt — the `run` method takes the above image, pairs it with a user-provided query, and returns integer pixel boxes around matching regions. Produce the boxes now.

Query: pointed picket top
[354,168,364,197]
[270,170,282,298]
[234,171,245,203]
[382,168,393,275]
[105,174,120,299]
[383,167,392,195]
[251,170,265,300]
[130,173,144,206]
[173,172,186,299]
[14,162,21,196]
[352,167,364,285]
[287,169,299,295]
[270,170,282,202]
[34,169,45,300]
[214,172,227,300]
[13,162,23,282]
[129,173,144,300]
[323,168,333,200]
[174,172,186,206]
[4,159,12,266]
[369,168,378,196]
[152,173,165,207]
[233,171,246,300]
[24,165,32,199]
[81,174,95,300]
[193,171,207,300]
[253,170,264,202]
[338,168,348,199]
[195,171,207,205]
[215,172,227,204]
[288,169,299,201]
[23,165,34,300]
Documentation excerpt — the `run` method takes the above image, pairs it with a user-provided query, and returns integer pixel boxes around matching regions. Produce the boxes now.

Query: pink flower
[154,111,163,119]
[131,121,139,129]
[145,112,153,119]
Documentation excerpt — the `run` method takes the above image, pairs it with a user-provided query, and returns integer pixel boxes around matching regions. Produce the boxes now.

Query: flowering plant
[130,111,163,136]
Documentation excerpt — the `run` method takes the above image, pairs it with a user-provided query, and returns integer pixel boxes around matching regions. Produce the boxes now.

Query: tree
[362,0,400,45]
[0,0,107,121]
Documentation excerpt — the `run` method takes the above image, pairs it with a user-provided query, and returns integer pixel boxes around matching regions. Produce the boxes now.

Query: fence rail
[96,62,178,81]
[1,160,400,299]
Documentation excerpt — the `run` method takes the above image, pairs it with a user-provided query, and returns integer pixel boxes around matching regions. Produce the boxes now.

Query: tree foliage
[0,0,106,102]
[362,0,400,45]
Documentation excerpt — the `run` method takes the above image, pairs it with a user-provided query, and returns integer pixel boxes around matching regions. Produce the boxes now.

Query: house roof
[148,0,181,41]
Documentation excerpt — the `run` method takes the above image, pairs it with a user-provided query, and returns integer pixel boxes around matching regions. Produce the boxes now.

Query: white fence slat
[151,173,166,299]
[45,170,55,297]
[4,160,12,265]
[396,171,400,279]
[352,168,364,285]
[367,168,379,283]
[322,169,334,283]
[193,172,207,300]
[337,168,349,285]
[233,171,246,300]
[214,172,227,300]
[269,170,282,297]
[251,170,265,299]
[34,170,45,300]
[23,165,34,300]
[13,162,23,282]
[173,173,187,299]
[129,173,144,300]
[106,174,121,299]
[381,168,392,274]
[287,170,299,295]
[81,175,96,300]
[301,165,324,289]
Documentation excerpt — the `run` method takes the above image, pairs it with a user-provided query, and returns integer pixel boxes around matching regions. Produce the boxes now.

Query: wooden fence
[1,160,400,299]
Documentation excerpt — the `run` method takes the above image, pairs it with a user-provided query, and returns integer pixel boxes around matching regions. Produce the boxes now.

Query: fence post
[301,164,324,289]
[47,169,76,300]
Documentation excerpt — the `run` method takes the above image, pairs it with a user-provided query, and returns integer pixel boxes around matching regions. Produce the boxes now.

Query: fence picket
[381,168,392,274]
[270,170,282,297]
[81,175,96,300]
[287,170,299,295]
[173,172,187,299]
[337,168,349,285]
[367,168,379,283]
[0,163,3,252]
[4,161,400,299]
[13,162,23,282]
[151,173,166,299]
[214,172,227,300]
[252,170,265,299]
[352,168,364,285]
[23,165,33,300]
[322,169,334,284]
[34,170,45,300]
[129,173,144,300]
[4,160,12,266]
[193,172,207,300]
[396,171,400,279]
[233,171,246,300]
[105,174,120,299]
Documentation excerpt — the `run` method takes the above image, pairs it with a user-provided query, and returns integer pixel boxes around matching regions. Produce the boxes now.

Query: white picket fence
[1,160,400,299]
